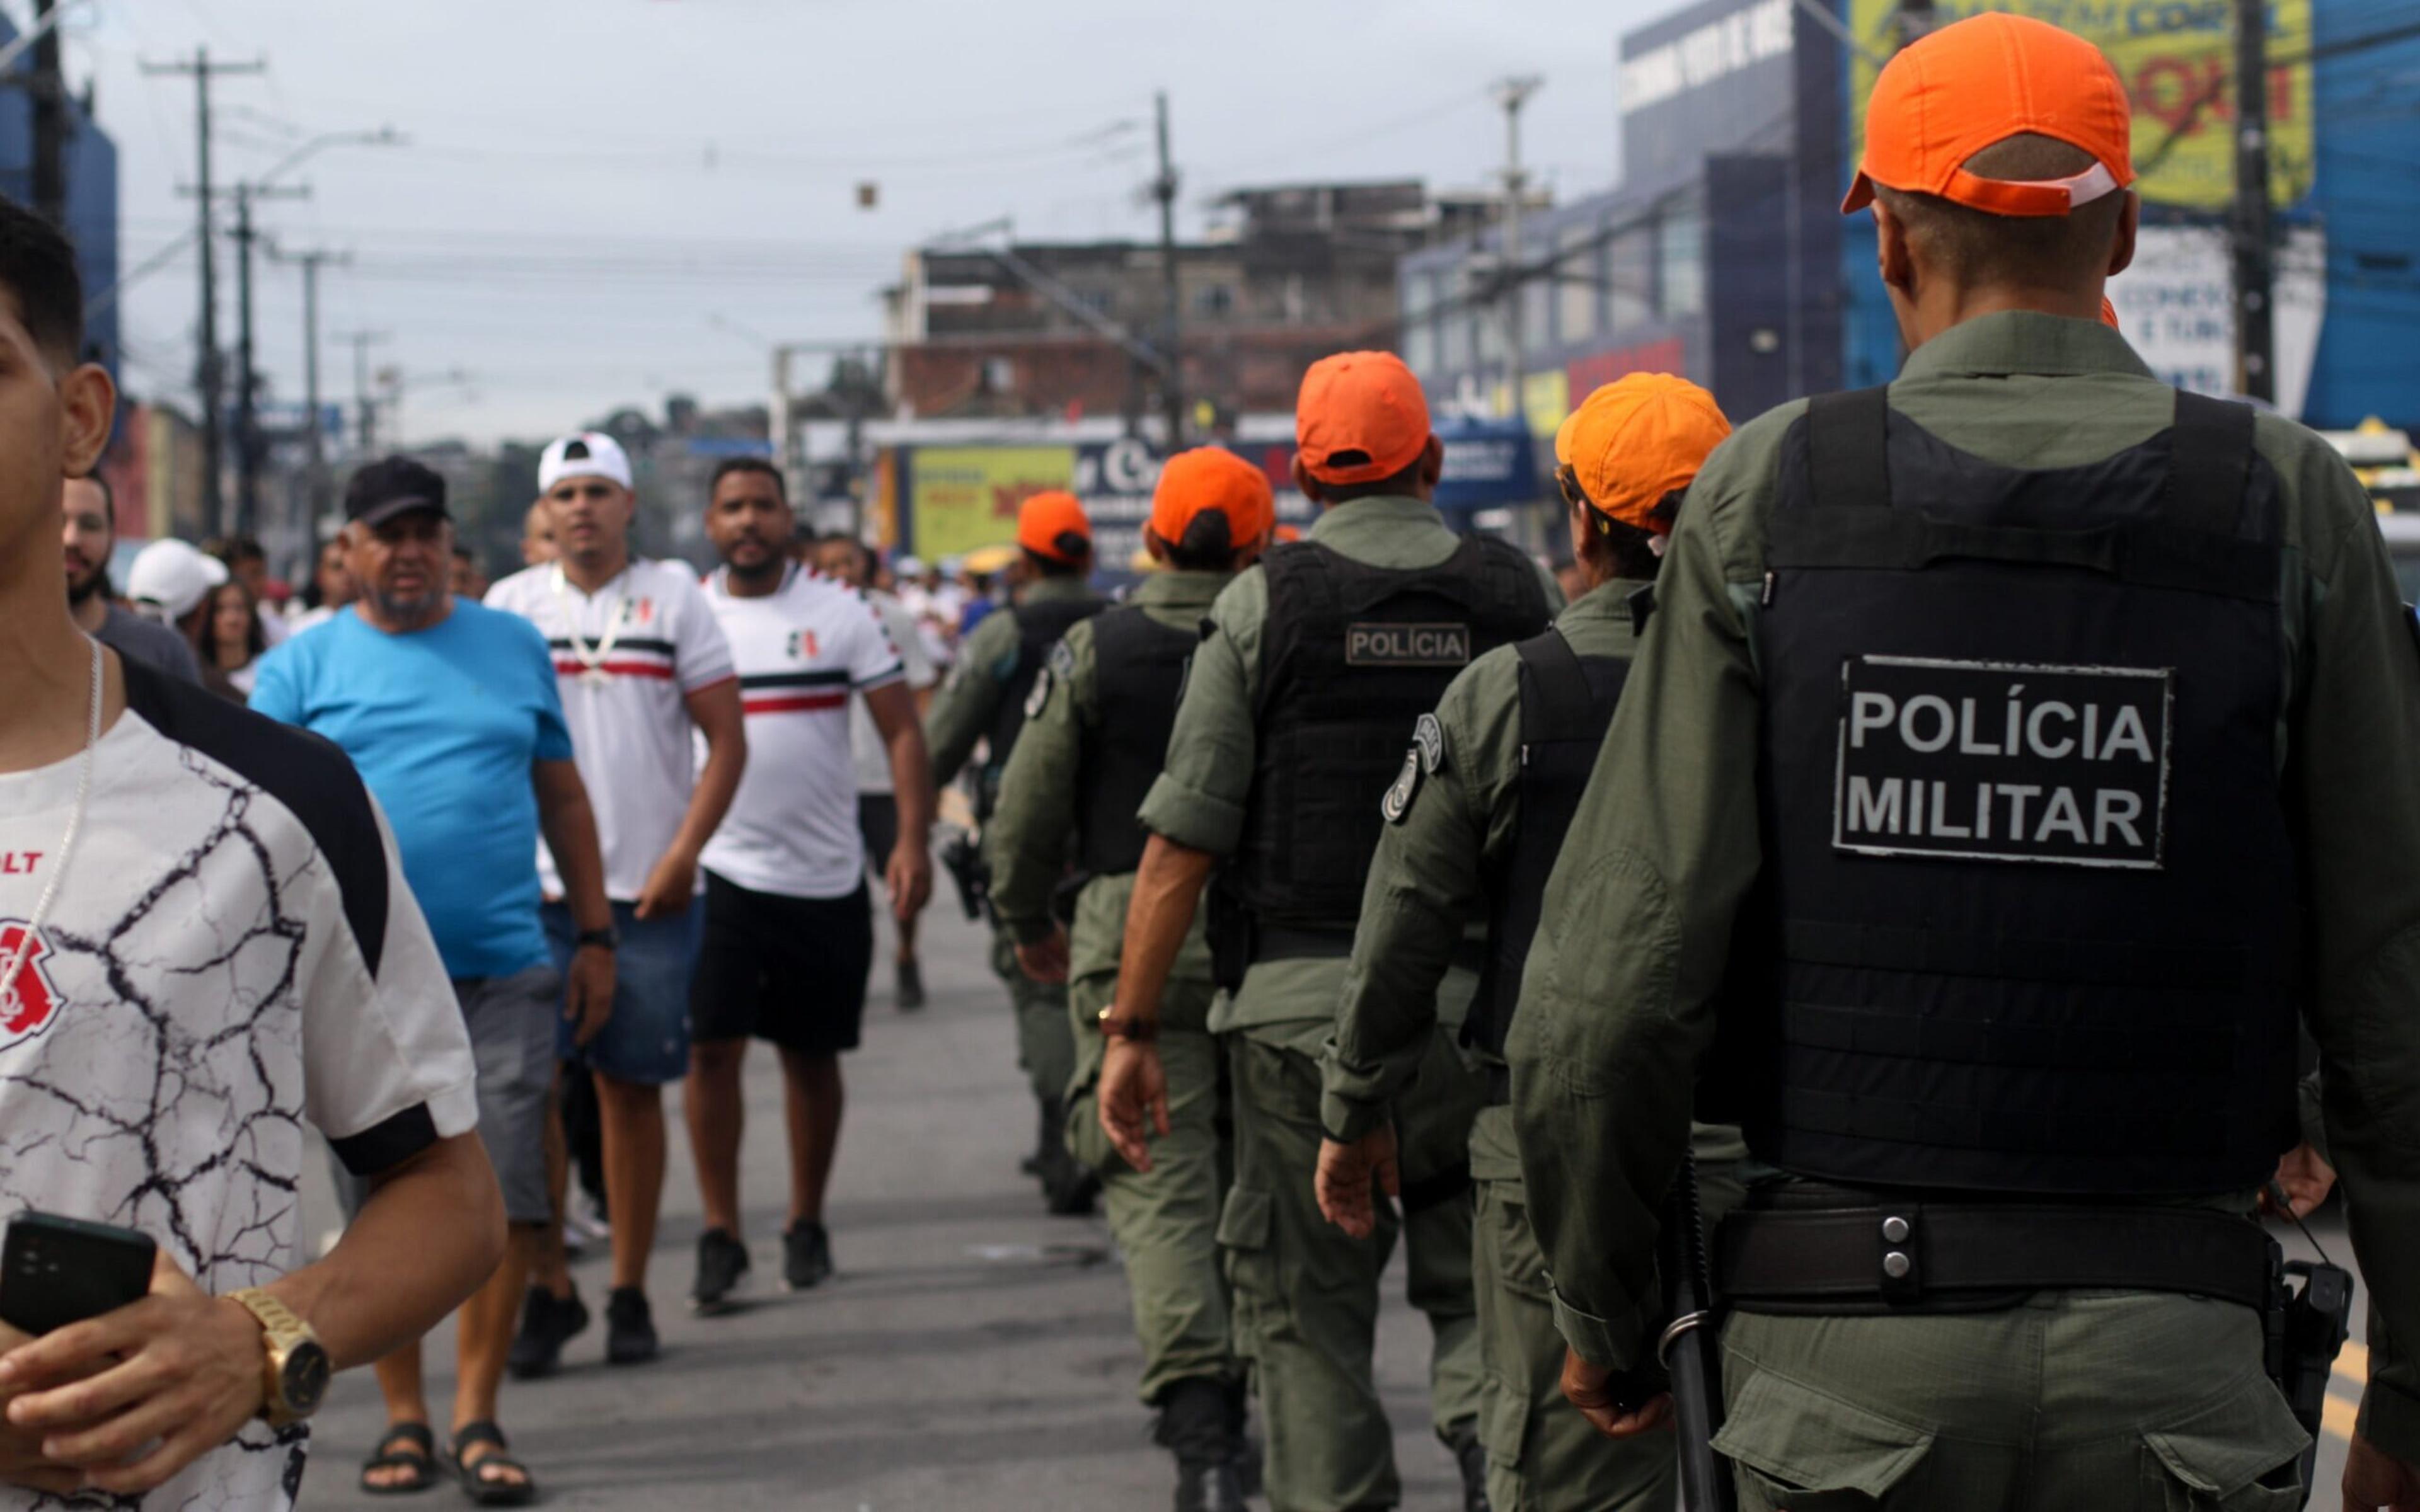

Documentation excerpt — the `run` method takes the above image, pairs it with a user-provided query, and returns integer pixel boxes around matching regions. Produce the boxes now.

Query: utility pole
[1152,91,1183,449]
[268,244,348,536]
[219,181,306,534]
[1492,76,1543,421]
[2231,0,2276,404]
[30,0,65,227]
[337,329,389,454]
[141,49,265,539]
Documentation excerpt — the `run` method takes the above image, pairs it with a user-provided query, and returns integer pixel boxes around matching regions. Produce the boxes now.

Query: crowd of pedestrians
[8,13,2419,1508]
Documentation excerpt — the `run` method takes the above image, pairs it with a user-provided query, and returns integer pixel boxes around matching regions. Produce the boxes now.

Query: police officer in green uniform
[989,448,1279,1512]
[925,490,1107,1213]
[1102,351,1562,1512]
[1315,374,1739,1512]
[1511,17,2420,1509]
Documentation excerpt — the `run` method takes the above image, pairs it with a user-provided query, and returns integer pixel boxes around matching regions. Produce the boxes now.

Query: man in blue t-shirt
[251,457,617,1502]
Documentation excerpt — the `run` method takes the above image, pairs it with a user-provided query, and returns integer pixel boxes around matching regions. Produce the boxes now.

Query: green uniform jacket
[925,575,1101,806]
[1135,496,1564,1033]
[989,568,1233,977]
[1506,311,2420,1457]
[1318,578,1649,1144]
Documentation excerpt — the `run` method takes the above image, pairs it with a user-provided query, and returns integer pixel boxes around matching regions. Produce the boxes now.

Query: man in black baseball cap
[251,455,618,1499]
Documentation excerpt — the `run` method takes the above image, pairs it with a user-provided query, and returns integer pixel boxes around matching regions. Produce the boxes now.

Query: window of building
[1557,224,1599,344]
[1659,205,1705,319]
[1609,224,1654,332]
[1402,272,1438,374]
[1194,283,1236,321]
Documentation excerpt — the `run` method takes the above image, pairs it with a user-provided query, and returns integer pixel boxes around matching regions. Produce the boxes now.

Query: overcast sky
[76,0,1667,447]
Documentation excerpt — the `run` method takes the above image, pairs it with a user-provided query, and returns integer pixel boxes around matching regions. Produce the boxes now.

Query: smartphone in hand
[0,1212,156,1336]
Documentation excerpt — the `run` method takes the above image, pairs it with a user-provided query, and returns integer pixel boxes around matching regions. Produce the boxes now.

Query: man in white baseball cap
[488,428,746,1373]
[125,537,226,626]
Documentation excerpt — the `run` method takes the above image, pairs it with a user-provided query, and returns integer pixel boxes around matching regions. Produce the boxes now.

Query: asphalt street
[297,905,1462,1510]
[294,903,2373,1509]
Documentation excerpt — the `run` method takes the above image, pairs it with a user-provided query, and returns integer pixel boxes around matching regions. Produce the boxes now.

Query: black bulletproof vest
[1466,627,1630,1057]
[1076,604,1198,877]
[1748,386,2300,1196]
[1231,535,1550,932]
[988,592,1107,764]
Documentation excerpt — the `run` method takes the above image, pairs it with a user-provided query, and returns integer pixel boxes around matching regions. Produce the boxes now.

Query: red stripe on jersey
[742,692,849,715]
[553,660,677,680]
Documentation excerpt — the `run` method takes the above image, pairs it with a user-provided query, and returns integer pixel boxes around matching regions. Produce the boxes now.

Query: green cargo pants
[1470,1104,1680,1512]
[990,927,1073,1110]
[1713,1290,2310,1510]
[1065,963,1235,1404]
[1223,1015,1487,1512]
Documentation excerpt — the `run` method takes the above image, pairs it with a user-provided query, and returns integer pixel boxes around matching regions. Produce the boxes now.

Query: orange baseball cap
[1294,351,1432,486]
[1017,490,1092,563]
[1553,374,1731,533]
[1151,448,1275,549]
[1844,13,2134,219]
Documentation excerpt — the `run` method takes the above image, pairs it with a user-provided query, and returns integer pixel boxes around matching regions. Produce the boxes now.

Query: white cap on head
[538,432,634,494]
[894,555,926,578]
[125,539,228,620]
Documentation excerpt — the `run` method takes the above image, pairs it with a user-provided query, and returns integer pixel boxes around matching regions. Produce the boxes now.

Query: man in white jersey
[487,432,746,1370]
[688,461,933,1310]
[812,532,938,1010]
[0,192,504,1508]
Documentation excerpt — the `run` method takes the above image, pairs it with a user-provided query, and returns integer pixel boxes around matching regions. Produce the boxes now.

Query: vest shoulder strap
[1806,386,1892,512]
[2165,390,2256,537]
[1515,627,1598,745]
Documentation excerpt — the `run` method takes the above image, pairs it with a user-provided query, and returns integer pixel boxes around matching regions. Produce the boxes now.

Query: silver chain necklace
[0,639,101,1017]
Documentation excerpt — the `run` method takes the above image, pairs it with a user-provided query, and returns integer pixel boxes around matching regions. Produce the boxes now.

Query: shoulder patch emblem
[1413,713,1446,776]
[1024,667,1056,720]
[1048,640,1077,679]
[1381,746,1422,825]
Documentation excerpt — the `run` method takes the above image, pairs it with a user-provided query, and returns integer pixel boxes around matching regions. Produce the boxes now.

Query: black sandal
[360,1422,439,1495]
[449,1421,538,1508]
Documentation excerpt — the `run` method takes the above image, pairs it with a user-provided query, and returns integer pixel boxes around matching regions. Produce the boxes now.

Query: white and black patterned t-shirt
[0,660,476,1510]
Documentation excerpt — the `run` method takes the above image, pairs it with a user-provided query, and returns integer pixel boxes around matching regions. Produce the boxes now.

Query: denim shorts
[543,900,703,1086]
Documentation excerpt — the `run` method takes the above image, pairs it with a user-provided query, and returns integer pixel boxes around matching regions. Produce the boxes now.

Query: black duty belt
[1484,1065,1512,1106]
[1717,1200,2276,1312]
[1252,926,1487,976]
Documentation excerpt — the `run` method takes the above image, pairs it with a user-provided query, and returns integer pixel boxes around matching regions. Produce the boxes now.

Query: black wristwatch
[575,926,619,952]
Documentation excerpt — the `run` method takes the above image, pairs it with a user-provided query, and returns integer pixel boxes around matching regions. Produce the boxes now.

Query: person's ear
[2108,190,2140,278]
[1143,527,1172,564]
[1874,200,1915,299]
[1288,454,1325,504]
[57,361,115,478]
[1416,434,1446,488]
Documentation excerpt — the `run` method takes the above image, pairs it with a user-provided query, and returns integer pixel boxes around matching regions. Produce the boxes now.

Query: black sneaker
[506,1283,587,1380]
[895,956,925,1011]
[782,1220,833,1291]
[604,1286,658,1365]
[691,1228,750,1315]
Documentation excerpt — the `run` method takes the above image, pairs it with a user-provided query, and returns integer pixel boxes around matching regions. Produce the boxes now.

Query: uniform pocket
[2138,1378,2310,1511]
[1712,1367,1935,1511]
[1216,1185,1274,1365]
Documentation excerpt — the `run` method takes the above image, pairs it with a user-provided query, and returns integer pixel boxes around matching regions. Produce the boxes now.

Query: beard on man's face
[64,558,107,605]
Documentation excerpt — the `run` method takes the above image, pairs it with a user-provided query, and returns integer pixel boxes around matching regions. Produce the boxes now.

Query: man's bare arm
[866,680,935,920]
[534,759,612,934]
[1112,833,1218,1028]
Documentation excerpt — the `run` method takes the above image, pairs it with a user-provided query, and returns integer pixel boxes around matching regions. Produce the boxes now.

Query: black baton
[1659,1146,1736,1512]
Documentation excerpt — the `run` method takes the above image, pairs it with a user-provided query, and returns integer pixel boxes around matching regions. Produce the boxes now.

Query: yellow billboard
[907,446,1075,560]
[1846,0,2313,212]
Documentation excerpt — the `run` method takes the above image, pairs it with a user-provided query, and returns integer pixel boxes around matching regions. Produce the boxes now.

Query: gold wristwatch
[226,1289,331,1428]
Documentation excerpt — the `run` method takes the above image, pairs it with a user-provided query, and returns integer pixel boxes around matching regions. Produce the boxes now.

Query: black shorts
[858,793,898,873]
[691,871,873,1055]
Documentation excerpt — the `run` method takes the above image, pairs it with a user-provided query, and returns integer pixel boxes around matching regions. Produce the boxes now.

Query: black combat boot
[1444,1418,1492,1512]
[1156,1377,1247,1512]
[1021,1094,1050,1176]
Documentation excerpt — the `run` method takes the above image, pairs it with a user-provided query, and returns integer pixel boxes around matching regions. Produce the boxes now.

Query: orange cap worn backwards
[1017,490,1093,564]
[1294,351,1433,486]
[1844,12,2135,219]
[1553,373,1732,533]
[1151,448,1276,550]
